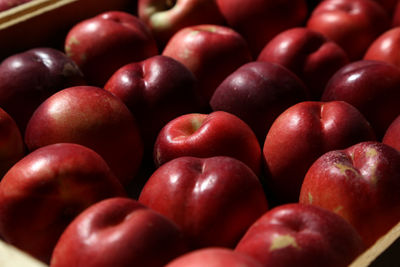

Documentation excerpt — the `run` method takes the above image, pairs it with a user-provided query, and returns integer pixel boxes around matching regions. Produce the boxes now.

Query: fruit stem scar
[205,26,217,33]
[65,36,80,57]
[270,234,300,251]
[308,192,313,204]
[166,0,176,8]
[334,163,361,179]
[191,117,203,133]
[366,147,377,158]
[334,205,343,213]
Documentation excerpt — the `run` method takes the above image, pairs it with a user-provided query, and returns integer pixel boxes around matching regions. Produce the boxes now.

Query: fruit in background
[139,156,268,249]
[0,108,24,179]
[216,0,308,57]
[65,11,158,86]
[306,0,322,10]
[257,27,349,100]
[104,55,201,153]
[305,0,395,17]
[51,197,188,267]
[235,203,365,267]
[299,141,400,247]
[321,60,400,139]
[392,1,400,27]
[153,111,262,175]
[263,101,376,204]
[162,24,252,106]
[210,61,309,142]
[24,86,143,186]
[364,27,400,68]
[0,47,84,133]
[373,0,398,15]
[165,247,263,267]
[383,115,400,151]
[0,0,33,11]
[138,0,225,46]
[307,0,389,60]
[0,143,126,263]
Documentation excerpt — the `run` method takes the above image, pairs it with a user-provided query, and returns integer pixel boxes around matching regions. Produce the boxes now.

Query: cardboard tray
[0,0,399,266]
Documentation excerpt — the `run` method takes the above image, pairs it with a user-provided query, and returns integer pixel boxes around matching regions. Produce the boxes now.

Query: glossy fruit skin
[0,143,126,263]
[65,11,158,86]
[104,55,201,152]
[216,0,308,57]
[165,247,264,267]
[307,0,389,61]
[322,60,400,139]
[162,24,252,106]
[364,27,400,68]
[258,27,349,99]
[0,47,84,133]
[153,111,262,175]
[235,203,365,267]
[50,197,188,267]
[263,101,376,204]
[138,0,226,45]
[210,61,309,142]
[383,115,400,151]
[0,107,24,179]
[24,86,144,186]
[139,156,268,249]
[299,141,400,247]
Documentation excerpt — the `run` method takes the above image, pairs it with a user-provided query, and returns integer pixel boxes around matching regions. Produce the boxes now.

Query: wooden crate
[0,0,399,266]
[0,221,399,266]
[0,0,135,59]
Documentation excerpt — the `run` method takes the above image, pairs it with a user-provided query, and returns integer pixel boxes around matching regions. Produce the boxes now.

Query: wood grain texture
[350,221,400,267]
[0,0,134,60]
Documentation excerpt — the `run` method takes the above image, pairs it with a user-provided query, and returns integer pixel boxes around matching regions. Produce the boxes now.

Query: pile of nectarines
[1,0,400,266]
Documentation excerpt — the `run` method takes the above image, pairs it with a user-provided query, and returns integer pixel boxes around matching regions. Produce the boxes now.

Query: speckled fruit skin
[139,156,268,249]
[235,203,365,267]
[210,61,309,142]
[307,0,389,61]
[104,55,201,152]
[65,11,158,86]
[51,197,188,267]
[0,107,24,179]
[299,141,400,247]
[24,86,144,186]
[153,111,262,175]
[165,247,264,267]
[321,60,400,139]
[0,47,84,133]
[263,101,376,204]
[162,24,252,106]
[257,27,349,100]
[216,0,308,57]
[0,143,126,263]
[138,0,225,46]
